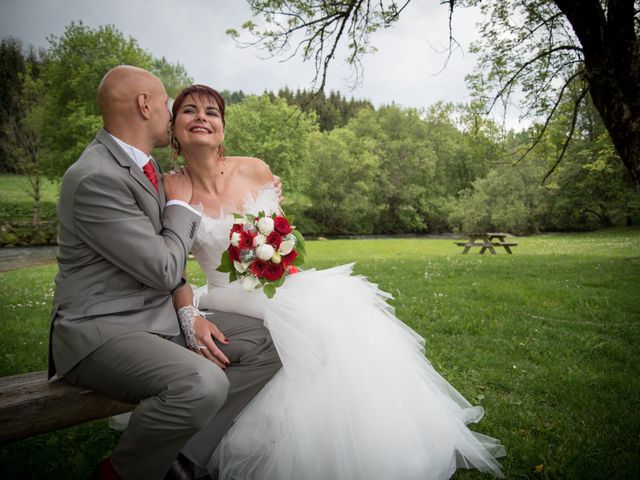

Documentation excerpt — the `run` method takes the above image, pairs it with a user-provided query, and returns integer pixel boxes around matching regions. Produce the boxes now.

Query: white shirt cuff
[166,200,202,217]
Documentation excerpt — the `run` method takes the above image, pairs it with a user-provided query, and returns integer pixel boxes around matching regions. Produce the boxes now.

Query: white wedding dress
[192,186,505,480]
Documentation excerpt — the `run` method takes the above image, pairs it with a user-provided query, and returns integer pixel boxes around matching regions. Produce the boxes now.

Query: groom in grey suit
[49,66,281,480]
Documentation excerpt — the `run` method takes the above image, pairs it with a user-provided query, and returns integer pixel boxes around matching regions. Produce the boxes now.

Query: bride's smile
[173,96,224,151]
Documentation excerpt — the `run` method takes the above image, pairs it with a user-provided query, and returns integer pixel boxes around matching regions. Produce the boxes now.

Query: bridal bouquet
[216,212,306,298]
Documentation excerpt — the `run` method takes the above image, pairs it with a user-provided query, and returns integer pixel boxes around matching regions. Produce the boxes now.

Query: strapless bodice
[192,185,280,288]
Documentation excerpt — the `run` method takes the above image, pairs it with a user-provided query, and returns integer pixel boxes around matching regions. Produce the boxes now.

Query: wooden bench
[0,371,133,443]
[455,233,518,254]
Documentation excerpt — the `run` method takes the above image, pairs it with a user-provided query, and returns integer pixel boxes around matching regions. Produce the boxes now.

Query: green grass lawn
[1,229,639,479]
[0,174,59,204]
[0,174,59,224]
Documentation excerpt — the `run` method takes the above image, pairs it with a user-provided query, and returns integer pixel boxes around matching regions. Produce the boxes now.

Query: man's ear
[137,92,151,119]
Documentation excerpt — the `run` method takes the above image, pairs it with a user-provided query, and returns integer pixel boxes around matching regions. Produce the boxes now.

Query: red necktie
[142,160,159,192]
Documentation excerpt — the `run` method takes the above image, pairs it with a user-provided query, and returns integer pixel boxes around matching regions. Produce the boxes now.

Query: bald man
[48,66,280,480]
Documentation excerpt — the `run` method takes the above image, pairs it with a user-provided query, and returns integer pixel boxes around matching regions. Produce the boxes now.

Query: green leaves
[262,271,287,299]
[292,229,306,256]
[216,250,233,273]
[37,22,192,177]
[232,1,403,89]
[263,283,276,299]
[224,94,318,193]
[225,28,240,39]
[217,250,239,283]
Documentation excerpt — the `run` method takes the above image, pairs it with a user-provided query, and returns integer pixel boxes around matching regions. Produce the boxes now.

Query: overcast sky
[0,0,523,127]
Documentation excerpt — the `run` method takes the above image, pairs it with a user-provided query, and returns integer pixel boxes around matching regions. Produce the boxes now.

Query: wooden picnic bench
[455,232,518,254]
[0,370,133,443]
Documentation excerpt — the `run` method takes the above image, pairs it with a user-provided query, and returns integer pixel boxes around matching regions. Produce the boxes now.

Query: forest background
[1,18,639,246]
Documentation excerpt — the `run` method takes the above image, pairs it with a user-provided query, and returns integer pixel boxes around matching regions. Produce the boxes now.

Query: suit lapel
[96,129,162,208]
[154,157,166,210]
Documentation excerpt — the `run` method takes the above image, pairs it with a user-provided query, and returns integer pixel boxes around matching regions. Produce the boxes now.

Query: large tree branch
[607,0,640,96]
[486,45,582,113]
[518,12,565,49]
[514,69,585,166]
[317,1,362,90]
[553,0,606,55]
[241,0,378,89]
[233,0,640,190]
[541,86,589,184]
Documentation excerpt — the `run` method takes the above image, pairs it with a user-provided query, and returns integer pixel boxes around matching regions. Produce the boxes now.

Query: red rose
[282,250,298,266]
[228,245,240,262]
[267,231,282,249]
[264,261,285,281]
[251,259,267,278]
[288,265,300,274]
[239,231,255,249]
[274,216,292,235]
[230,223,243,238]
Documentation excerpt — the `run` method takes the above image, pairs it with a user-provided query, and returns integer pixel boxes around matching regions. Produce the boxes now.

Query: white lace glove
[177,305,202,350]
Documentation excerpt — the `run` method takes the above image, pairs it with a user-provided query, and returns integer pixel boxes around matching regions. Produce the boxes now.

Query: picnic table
[455,232,518,255]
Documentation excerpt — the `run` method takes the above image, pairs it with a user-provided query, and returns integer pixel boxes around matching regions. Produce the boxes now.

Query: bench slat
[454,242,495,247]
[0,371,133,443]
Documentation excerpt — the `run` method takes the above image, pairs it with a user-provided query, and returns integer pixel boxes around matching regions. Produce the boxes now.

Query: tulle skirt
[195,264,505,480]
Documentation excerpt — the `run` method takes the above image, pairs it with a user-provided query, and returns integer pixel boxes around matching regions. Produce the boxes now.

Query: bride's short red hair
[171,84,226,127]
[170,84,226,158]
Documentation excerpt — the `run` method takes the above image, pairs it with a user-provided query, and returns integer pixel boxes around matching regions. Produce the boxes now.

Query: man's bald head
[97,65,171,152]
[98,65,161,118]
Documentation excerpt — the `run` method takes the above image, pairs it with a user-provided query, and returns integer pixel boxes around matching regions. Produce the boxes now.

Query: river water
[0,233,462,273]
[0,246,57,272]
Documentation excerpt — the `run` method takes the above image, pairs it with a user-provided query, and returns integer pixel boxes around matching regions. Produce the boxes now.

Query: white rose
[241,275,260,291]
[257,217,275,236]
[233,260,249,273]
[230,231,241,247]
[253,233,267,247]
[256,243,275,261]
[271,252,282,264]
[278,239,295,256]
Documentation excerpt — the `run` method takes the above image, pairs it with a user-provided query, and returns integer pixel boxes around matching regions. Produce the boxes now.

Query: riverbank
[0,246,57,272]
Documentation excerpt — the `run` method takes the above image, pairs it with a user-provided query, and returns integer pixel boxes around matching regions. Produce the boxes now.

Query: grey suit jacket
[48,128,200,378]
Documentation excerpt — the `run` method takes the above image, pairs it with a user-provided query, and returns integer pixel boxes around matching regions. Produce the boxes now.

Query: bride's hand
[162,167,193,203]
[193,315,231,369]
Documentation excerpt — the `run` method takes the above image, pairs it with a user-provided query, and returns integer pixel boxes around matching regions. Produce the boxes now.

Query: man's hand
[162,168,193,203]
[272,175,283,204]
[192,315,231,369]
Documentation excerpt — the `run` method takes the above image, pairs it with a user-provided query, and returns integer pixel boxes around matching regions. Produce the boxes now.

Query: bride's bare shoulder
[228,156,272,182]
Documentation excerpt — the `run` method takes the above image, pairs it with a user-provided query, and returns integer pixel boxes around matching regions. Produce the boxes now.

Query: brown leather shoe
[92,457,121,480]
[164,453,195,480]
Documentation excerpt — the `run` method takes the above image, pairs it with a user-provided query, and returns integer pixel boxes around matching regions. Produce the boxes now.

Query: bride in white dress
[171,85,505,479]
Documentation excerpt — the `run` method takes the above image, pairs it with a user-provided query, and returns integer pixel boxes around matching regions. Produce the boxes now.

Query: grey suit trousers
[65,311,281,480]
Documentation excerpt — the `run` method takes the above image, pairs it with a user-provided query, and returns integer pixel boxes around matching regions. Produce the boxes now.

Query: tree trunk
[30,175,42,228]
[554,0,640,192]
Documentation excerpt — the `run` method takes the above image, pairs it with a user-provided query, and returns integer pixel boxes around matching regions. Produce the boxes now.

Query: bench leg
[462,246,471,254]
[503,246,513,254]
